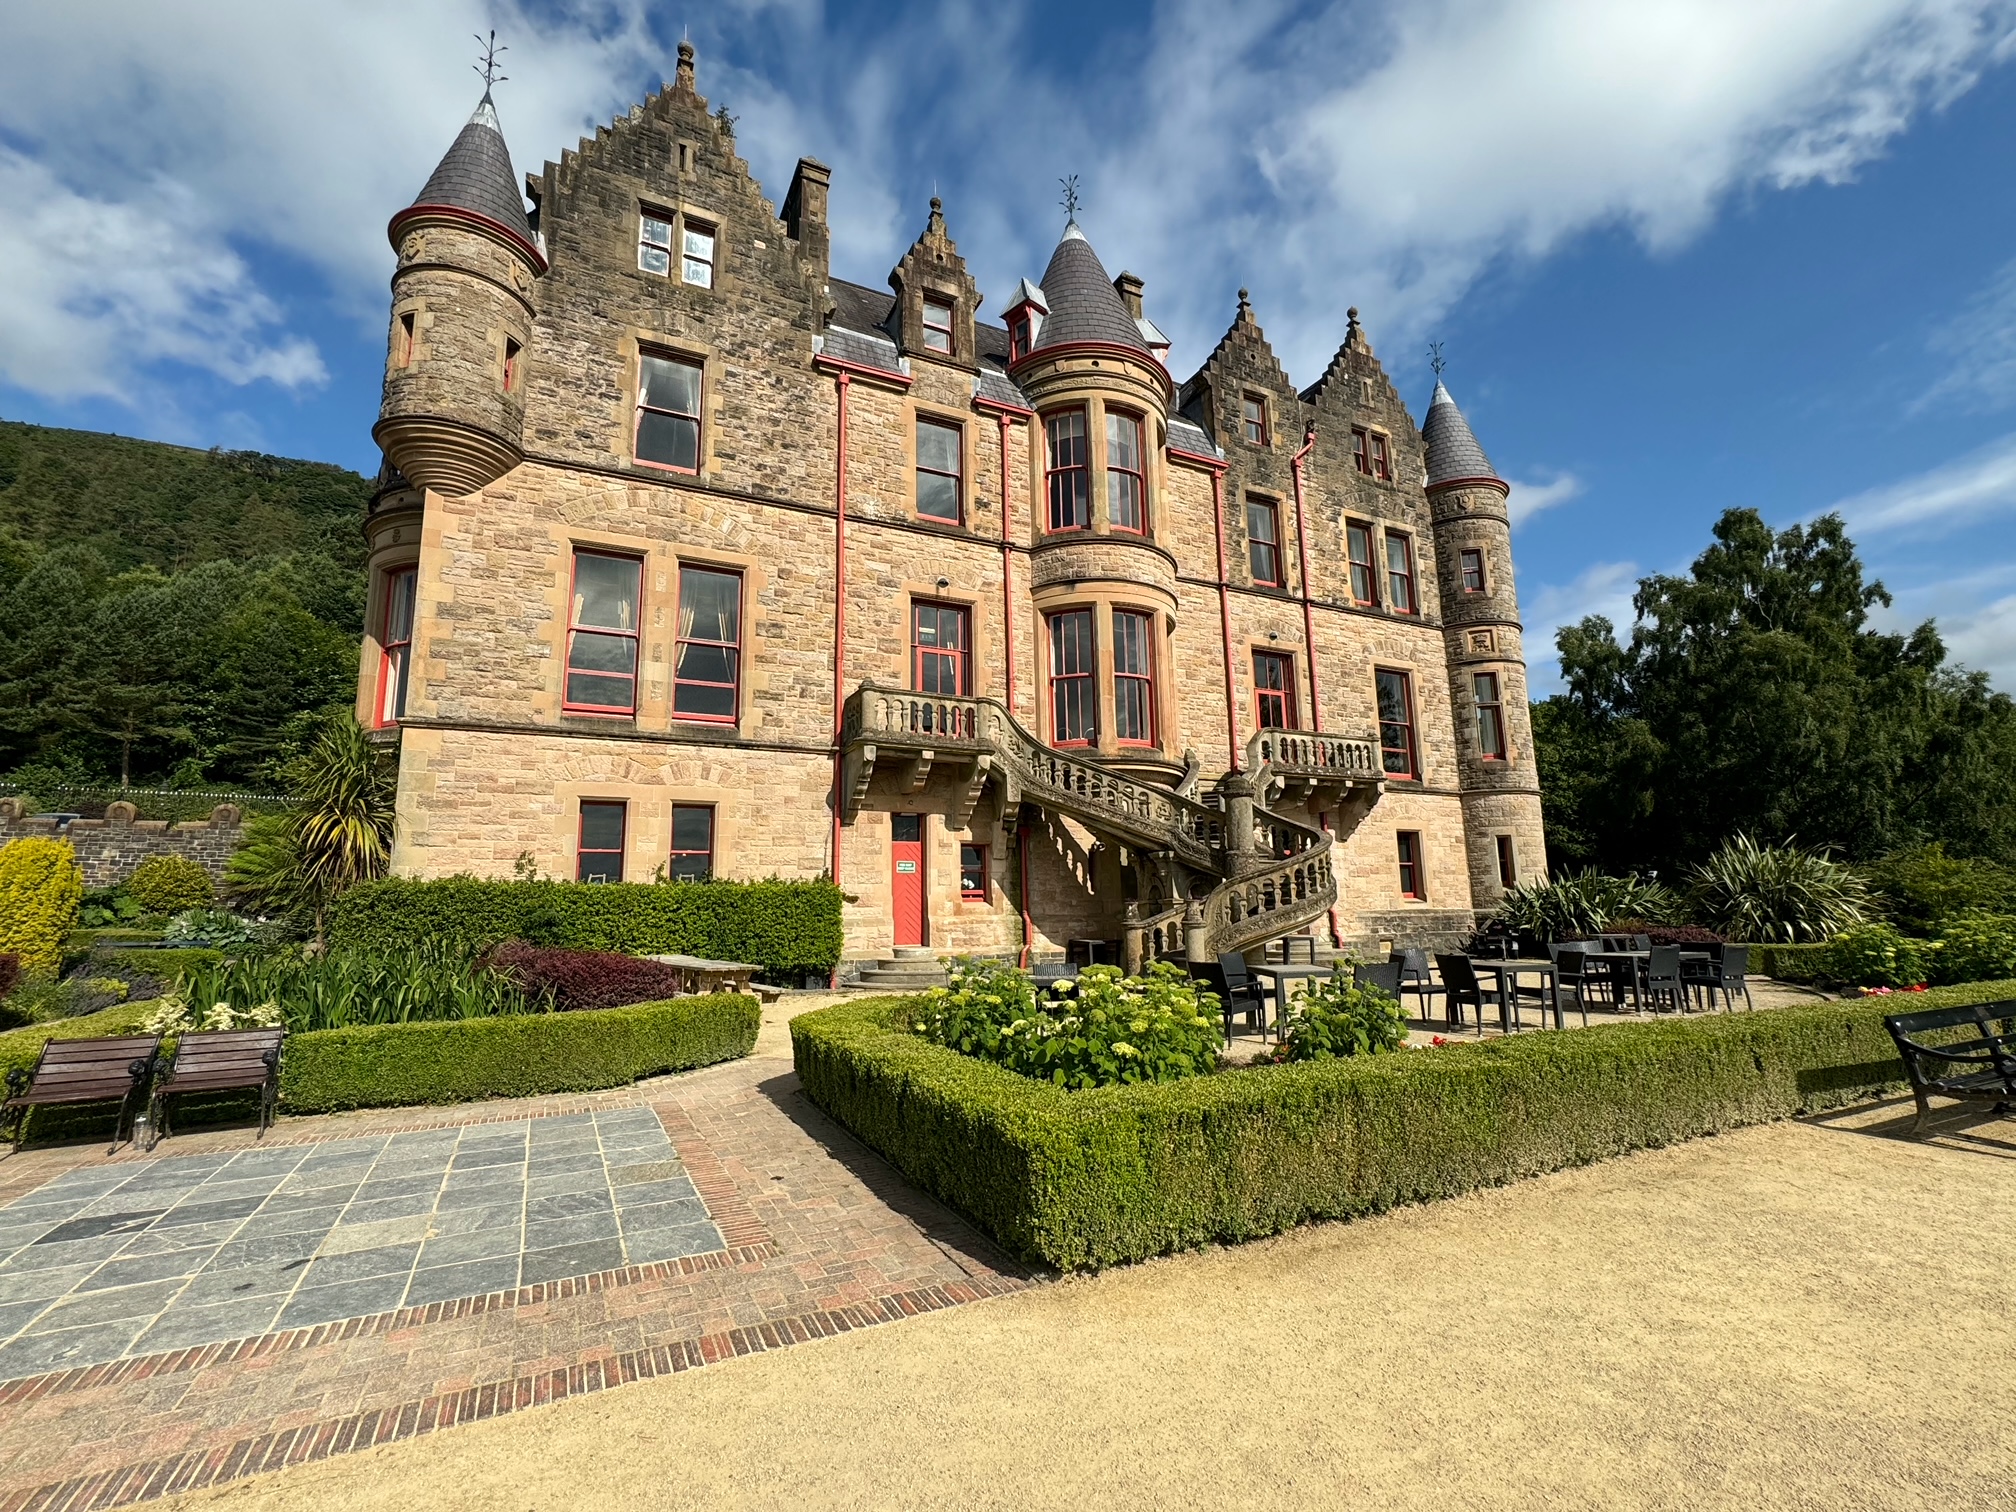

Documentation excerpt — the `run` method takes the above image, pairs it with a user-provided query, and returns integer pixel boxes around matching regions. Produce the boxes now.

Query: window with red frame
[1396,831,1425,899]
[912,601,969,695]
[1385,531,1418,614]
[1106,411,1146,532]
[1246,497,1282,586]
[669,803,715,881]
[672,564,742,722]
[1376,668,1418,778]
[1496,834,1517,888]
[1460,547,1486,593]
[1045,410,1089,530]
[1370,432,1392,481]
[377,566,417,726]
[635,351,701,471]
[1345,520,1377,606]
[503,338,521,394]
[915,417,962,522]
[1009,312,1032,360]
[1241,393,1269,446]
[959,843,988,901]
[1253,649,1297,731]
[1113,609,1156,745]
[565,551,641,714]
[1352,426,1373,475]
[1048,609,1096,745]
[578,801,626,883]
[1474,671,1508,759]
[921,295,954,354]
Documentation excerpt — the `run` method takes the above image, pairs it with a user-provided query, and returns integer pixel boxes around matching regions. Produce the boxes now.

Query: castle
[356,45,1546,977]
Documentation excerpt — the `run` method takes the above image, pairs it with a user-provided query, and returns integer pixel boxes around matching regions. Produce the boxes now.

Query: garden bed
[791,981,2016,1271]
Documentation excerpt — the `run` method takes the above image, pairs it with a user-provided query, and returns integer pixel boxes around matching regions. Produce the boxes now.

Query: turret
[374,90,546,497]
[1421,380,1548,899]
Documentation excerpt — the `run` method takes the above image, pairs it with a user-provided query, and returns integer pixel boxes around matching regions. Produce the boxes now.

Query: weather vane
[474,30,508,92]
[1059,175,1081,222]
[1427,341,1446,378]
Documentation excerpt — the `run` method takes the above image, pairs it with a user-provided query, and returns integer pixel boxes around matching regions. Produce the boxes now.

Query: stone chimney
[1114,271,1145,321]
[784,157,832,279]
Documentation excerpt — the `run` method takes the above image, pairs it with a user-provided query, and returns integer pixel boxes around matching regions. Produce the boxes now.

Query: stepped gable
[1301,308,1399,409]
[1030,222,1150,355]
[390,91,541,261]
[1178,288,1304,448]
[1422,380,1500,488]
[886,197,984,370]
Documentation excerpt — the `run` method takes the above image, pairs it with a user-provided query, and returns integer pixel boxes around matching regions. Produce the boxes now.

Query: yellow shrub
[0,837,84,976]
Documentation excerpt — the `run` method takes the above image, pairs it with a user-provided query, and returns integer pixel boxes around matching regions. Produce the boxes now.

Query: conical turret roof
[390,92,539,259]
[1422,380,1500,487]
[1030,222,1149,355]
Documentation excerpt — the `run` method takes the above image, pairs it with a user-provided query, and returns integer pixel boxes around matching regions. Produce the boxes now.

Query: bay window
[1113,609,1156,745]
[1106,411,1145,532]
[1048,609,1096,745]
[1045,410,1089,531]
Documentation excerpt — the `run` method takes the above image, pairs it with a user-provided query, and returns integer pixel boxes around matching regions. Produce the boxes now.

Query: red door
[892,814,925,947]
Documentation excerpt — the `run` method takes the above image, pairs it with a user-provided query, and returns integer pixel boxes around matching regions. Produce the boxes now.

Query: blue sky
[6,1,2016,689]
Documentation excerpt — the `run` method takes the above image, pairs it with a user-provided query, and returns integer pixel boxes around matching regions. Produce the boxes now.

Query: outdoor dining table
[1584,949,1714,1009]
[1246,960,1335,1034]
[1469,957,1563,1031]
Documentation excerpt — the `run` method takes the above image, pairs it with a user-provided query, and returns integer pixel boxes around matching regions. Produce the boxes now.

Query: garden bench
[2,1035,162,1153]
[147,1029,285,1148]
[1883,1002,2016,1133]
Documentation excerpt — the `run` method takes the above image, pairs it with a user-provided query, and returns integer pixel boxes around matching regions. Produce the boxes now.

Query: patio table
[1584,949,1713,1010]
[1247,960,1335,1035]
[1471,958,1562,1031]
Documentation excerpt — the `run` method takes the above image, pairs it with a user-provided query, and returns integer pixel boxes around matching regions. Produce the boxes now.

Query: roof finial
[1427,340,1446,378]
[1237,287,1251,320]
[473,30,508,94]
[675,38,696,92]
[1059,174,1081,224]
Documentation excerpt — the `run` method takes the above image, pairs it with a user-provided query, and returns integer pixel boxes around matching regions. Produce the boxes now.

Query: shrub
[1862,844,2016,934]
[1273,970,1409,1062]
[1687,834,1869,943]
[911,961,1221,1089]
[126,855,215,914]
[1814,923,1930,989]
[1930,911,2016,986]
[280,994,759,1113]
[177,942,547,1033]
[1747,942,1831,983]
[1609,922,1725,947]
[0,956,17,998]
[482,941,693,1013]
[1492,868,1682,941]
[162,909,269,947]
[0,837,84,975]
[78,887,146,929]
[328,876,844,983]
[793,981,2016,1270]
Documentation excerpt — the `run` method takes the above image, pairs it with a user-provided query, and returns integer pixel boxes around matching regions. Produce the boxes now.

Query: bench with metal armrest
[1883,1002,2016,1133]
[147,1029,286,1149]
[2,1035,162,1153]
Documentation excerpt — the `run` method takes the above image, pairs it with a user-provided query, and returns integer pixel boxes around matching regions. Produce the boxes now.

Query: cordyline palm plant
[1491,868,1682,942]
[1685,834,1869,944]
[226,713,395,945]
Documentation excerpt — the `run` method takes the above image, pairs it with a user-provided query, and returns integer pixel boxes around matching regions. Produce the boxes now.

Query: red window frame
[1346,520,1378,606]
[1397,831,1425,900]
[1106,410,1146,533]
[1376,667,1419,779]
[1371,432,1392,481]
[1247,497,1282,587]
[1385,531,1418,615]
[915,415,963,523]
[671,564,743,724]
[634,350,702,474]
[1241,393,1269,446]
[578,801,626,884]
[564,550,642,716]
[921,295,954,354]
[1045,409,1089,531]
[912,600,970,696]
[669,803,715,882]
[376,565,417,728]
[1474,671,1508,760]
[1048,609,1096,746]
[1113,609,1156,746]
[503,338,521,393]
[1253,650,1297,732]
[1352,427,1372,476]
[959,843,988,901]
[1460,547,1486,593]
[1496,834,1517,888]
[1009,313,1032,360]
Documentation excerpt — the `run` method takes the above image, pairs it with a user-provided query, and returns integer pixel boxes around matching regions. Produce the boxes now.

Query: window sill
[631,458,702,477]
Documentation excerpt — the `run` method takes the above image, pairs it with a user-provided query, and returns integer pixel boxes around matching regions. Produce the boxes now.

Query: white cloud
[1921,254,2016,411]
[1937,591,2016,683]
[1521,559,1641,692]
[1506,471,1585,527]
[1828,430,2016,531]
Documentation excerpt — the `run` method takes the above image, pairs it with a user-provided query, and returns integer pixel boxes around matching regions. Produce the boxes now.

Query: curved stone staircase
[842,686,1381,965]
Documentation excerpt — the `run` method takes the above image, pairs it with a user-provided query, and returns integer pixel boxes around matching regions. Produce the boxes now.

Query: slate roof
[1166,414,1221,459]
[396,93,536,248]
[826,278,1012,364]
[1422,380,1499,486]
[1032,224,1150,355]
[974,366,1032,410]
[814,326,908,378]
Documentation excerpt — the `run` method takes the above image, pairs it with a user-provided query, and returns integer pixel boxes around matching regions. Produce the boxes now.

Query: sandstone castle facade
[358,47,1546,975]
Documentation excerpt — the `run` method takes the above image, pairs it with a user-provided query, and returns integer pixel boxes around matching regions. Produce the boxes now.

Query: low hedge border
[1746,942,1832,982]
[792,981,2016,1271]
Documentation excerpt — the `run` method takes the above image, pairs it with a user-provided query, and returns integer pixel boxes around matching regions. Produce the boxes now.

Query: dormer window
[1241,394,1269,447]
[1009,313,1032,361]
[922,295,954,354]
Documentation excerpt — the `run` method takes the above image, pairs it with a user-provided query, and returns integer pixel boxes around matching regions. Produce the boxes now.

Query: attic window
[1009,313,1032,361]
[1241,394,1268,447]
[922,295,954,354]
[683,220,716,288]
[639,214,673,275]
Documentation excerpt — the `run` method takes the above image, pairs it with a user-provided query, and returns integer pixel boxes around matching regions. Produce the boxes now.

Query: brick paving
[0,1047,1035,1509]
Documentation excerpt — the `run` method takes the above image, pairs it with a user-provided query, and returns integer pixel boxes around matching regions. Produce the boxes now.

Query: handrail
[1245,728,1381,780]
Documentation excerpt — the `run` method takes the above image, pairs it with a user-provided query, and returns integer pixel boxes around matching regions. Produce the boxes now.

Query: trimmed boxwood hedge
[1747,942,1832,982]
[329,877,841,983]
[792,980,2016,1271]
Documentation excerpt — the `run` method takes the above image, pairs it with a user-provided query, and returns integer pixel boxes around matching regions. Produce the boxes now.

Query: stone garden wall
[0,798,244,889]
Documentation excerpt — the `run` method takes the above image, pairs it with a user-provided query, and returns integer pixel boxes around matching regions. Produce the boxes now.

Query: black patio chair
[1390,948,1444,1021]
[1352,960,1403,1000]
[1435,954,1501,1035]
[1189,960,1266,1041]
[1709,944,1753,1012]
[1553,947,1595,1028]
[1268,935,1319,964]
[1218,952,1274,1037]
[1643,946,1686,1014]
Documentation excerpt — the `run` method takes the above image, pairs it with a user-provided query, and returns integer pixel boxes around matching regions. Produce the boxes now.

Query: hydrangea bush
[1273,969,1410,1063]
[1815,922,1930,989]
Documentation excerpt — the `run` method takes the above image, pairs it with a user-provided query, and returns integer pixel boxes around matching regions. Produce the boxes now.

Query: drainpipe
[829,370,851,988]
[1209,464,1241,771]
[1290,425,1322,734]
[996,412,1017,711]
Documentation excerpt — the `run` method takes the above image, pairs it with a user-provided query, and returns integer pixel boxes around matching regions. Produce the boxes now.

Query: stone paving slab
[0,1109,725,1381]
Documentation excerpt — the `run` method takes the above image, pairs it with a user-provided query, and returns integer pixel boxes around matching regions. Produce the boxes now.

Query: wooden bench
[2,1035,162,1153]
[1883,1002,2016,1132]
[147,1029,285,1148]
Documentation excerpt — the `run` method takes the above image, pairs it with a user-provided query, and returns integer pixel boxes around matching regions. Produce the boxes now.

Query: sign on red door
[892,814,925,947]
